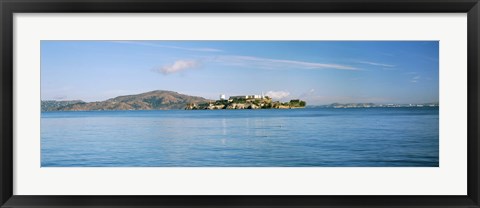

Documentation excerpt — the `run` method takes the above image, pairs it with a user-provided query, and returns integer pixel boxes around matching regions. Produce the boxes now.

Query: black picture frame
[1,0,479,207]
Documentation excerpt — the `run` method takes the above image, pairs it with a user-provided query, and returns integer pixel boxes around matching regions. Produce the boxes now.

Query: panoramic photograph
[41,41,439,167]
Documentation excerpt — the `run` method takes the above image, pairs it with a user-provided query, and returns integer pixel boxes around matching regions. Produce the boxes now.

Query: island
[185,94,306,110]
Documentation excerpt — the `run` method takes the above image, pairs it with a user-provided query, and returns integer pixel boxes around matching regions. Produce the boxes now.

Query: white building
[220,94,226,100]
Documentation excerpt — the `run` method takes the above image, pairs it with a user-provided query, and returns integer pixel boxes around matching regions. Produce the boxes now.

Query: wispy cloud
[155,60,199,75]
[299,89,318,99]
[411,75,421,83]
[111,41,223,52]
[214,55,358,71]
[151,54,357,76]
[357,61,395,68]
[266,90,290,99]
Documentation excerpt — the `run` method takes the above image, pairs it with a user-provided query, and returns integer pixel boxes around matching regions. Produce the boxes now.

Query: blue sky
[41,41,439,105]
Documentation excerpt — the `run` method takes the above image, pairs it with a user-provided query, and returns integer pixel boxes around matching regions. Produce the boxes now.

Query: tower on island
[220,94,226,100]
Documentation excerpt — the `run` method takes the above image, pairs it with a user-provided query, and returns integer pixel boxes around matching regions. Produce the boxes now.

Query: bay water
[41,108,439,167]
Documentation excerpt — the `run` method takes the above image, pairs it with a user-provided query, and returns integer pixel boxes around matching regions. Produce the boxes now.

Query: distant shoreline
[41,106,439,113]
[40,89,438,112]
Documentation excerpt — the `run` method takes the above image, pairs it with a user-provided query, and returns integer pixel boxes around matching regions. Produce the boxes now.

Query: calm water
[41,108,439,167]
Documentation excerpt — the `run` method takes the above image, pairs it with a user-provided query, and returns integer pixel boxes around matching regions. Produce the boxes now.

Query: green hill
[41,90,211,111]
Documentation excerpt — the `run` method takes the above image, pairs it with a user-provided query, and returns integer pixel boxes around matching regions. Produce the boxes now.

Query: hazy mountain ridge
[306,102,439,108]
[41,90,212,111]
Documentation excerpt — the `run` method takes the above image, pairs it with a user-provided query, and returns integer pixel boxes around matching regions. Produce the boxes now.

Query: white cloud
[358,61,395,68]
[266,91,290,99]
[157,60,199,75]
[214,55,358,71]
[110,41,223,52]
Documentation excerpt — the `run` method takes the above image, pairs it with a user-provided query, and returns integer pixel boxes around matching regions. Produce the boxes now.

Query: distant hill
[41,90,212,111]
